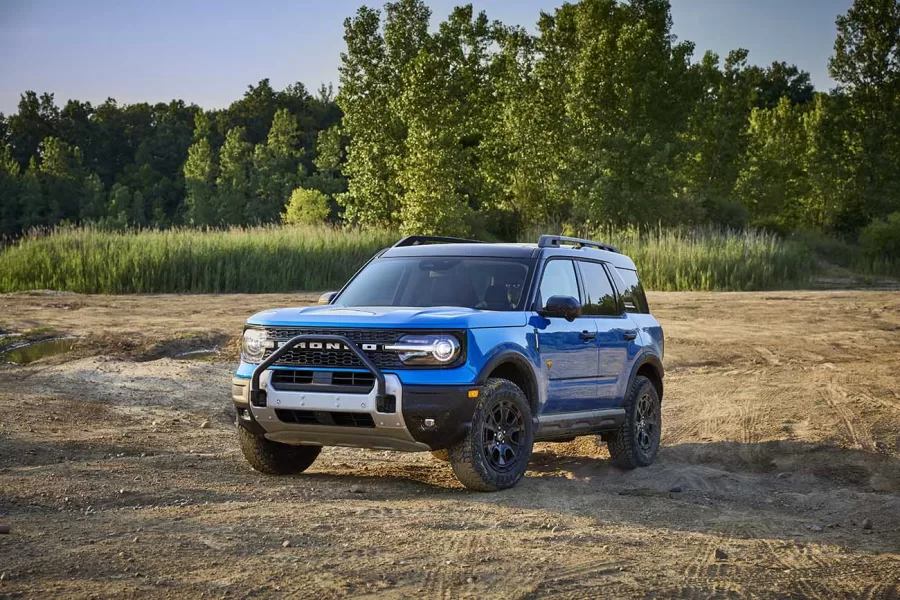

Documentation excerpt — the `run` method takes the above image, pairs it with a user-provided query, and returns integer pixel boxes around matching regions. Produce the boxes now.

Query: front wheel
[607,375,661,469]
[448,378,534,492]
[237,426,321,475]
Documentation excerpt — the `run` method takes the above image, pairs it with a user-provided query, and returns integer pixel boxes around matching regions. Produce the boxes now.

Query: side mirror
[318,291,338,305]
[539,295,582,322]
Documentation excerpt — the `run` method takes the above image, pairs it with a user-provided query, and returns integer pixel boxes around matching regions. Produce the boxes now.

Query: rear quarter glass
[614,267,650,314]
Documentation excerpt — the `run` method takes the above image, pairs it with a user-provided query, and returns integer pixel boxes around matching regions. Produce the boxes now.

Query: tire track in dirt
[820,377,875,451]
[664,385,742,447]
[527,556,627,599]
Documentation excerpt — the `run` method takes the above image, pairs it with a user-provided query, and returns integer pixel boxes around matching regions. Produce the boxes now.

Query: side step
[534,408,625,442]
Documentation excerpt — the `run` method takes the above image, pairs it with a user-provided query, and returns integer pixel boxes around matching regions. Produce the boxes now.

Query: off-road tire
[237,426,321,475]
[430,449,450,462]
[607,375,661,469]
[448,378,534,492]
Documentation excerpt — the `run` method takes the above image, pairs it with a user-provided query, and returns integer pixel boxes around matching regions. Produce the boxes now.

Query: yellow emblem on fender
[546,359,553,369]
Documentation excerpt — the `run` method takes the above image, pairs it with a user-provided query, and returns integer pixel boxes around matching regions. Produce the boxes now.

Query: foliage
[0,81,339,235]
[0,225,397,294]
[859,212,900,275]
[0,0,898,274]
[0,225,816,294]
[282,187,330,225]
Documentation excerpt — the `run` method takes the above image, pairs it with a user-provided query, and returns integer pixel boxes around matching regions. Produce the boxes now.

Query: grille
[332,371,376,388]
[263,328,407,369]
[275,409,375,428]
[270,369,374,392]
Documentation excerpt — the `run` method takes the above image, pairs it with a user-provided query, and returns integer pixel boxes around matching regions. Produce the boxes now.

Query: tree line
[1,0,898,248]
[0,80,343,235]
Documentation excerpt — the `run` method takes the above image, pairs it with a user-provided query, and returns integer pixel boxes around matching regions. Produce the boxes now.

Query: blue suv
[231,235,664,491]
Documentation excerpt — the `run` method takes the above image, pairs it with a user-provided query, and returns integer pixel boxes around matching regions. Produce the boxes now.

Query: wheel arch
[630,353,664,401]
[476,351,540,415]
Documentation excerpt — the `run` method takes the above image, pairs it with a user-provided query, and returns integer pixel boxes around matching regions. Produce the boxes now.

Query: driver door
[532,259,600,414]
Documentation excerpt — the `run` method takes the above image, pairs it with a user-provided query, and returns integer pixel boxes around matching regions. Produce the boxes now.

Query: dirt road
[1,291,898,598]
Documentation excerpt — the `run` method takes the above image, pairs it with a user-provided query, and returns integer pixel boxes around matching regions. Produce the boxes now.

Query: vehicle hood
[246,305,527,329]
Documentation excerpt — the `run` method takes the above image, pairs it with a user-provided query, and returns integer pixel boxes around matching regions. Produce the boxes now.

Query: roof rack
[538,234,619,253]
[392,235,484,247]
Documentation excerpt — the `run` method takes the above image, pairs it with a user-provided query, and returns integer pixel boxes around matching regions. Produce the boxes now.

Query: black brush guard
[250,334,390,407]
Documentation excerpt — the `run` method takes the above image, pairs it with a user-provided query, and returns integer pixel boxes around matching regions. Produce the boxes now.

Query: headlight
[386,334,461,366]
[241,328,270,363]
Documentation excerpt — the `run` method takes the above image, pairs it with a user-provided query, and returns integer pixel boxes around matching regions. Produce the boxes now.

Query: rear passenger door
[576,260,634,408]
[533,259,600,414]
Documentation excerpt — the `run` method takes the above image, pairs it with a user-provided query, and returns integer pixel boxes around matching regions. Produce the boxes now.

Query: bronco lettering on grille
[276,340,380,351]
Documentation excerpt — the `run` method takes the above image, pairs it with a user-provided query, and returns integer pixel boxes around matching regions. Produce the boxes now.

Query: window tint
[579,261,619,316]
[336,257,534,310]
[615,267,650,313]
[538,260,579,307]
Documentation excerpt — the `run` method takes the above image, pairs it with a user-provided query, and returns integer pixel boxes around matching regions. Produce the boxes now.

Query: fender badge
[546,359,552,369]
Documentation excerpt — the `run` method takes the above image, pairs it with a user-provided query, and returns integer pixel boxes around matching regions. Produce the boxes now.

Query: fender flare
[627,352,664,399]
[475,348,541,412]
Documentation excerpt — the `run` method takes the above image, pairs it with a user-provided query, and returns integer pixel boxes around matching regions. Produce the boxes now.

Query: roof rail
[392,235,484,247]
[538,234,619,253]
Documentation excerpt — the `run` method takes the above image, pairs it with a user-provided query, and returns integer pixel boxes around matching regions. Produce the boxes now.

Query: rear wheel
[237,427,321,475]
[448,378,534,492]
[607,375,661,469]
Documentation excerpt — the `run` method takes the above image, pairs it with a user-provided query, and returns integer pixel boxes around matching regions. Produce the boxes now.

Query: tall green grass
[0,225,397,294]
[0,224,816,294]
[525,225,817,291]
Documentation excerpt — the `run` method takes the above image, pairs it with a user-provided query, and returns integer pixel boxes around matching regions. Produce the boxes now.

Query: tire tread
[606,375,660,469]
[237,426,321,475]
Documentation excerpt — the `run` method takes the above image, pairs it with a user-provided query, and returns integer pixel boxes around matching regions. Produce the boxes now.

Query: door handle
[622,330,637,341]
[579,330,596,341]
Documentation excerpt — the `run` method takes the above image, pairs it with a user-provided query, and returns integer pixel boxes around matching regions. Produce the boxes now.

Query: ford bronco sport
[231,235,664,491]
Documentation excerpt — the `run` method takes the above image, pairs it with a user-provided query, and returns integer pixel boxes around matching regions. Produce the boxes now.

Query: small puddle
[1,337,79,365]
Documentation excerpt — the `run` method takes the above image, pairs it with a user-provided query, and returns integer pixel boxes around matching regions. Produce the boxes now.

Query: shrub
[282,187,330,225]
[859,212,900,276]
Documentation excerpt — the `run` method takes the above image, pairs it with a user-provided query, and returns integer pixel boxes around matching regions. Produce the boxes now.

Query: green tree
[19,158,46,230]
[337,1,431,226]
[677,49,759,226]
[735,98,813,230]
[250,109,304,223]
[80,172,106,222]
[7,92,59,169]
[107,182,133,227]
[38,136,85,224]
[397,48,473,236]
[0,144,21,235]
[535,0,697,226]
[183,138,218,226]
[829,0,900,228]
[756,62,815,109]
[216,126,253,225]
[304,125,347,215]
[282,186,330,224]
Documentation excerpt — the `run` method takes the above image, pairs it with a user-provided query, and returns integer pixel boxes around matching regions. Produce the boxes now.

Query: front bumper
[232,376,478,452]
[232,334,479,452]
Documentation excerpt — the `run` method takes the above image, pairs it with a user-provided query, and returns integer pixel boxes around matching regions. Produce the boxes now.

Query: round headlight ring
[432,337,458,362]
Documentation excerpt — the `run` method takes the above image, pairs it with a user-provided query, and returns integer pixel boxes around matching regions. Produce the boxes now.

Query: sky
[0,0,852,115]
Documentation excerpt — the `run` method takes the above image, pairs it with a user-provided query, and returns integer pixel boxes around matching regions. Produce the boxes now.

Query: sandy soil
[0,290,898,599]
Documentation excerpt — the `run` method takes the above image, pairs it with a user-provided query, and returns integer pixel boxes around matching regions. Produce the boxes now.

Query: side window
[538,259,579,307]
[579,261,619,316]
[615,267,650,314]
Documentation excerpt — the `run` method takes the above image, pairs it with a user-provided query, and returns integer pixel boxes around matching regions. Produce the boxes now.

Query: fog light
[424,418,435,427]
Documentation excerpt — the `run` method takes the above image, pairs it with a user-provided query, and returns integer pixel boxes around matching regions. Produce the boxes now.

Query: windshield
[336,257,535,310]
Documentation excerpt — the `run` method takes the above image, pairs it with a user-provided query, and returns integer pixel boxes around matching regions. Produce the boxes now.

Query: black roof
[382,243,540,259]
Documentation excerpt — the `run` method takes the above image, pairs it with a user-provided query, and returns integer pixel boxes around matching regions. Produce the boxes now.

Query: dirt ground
[0,290,898,599]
